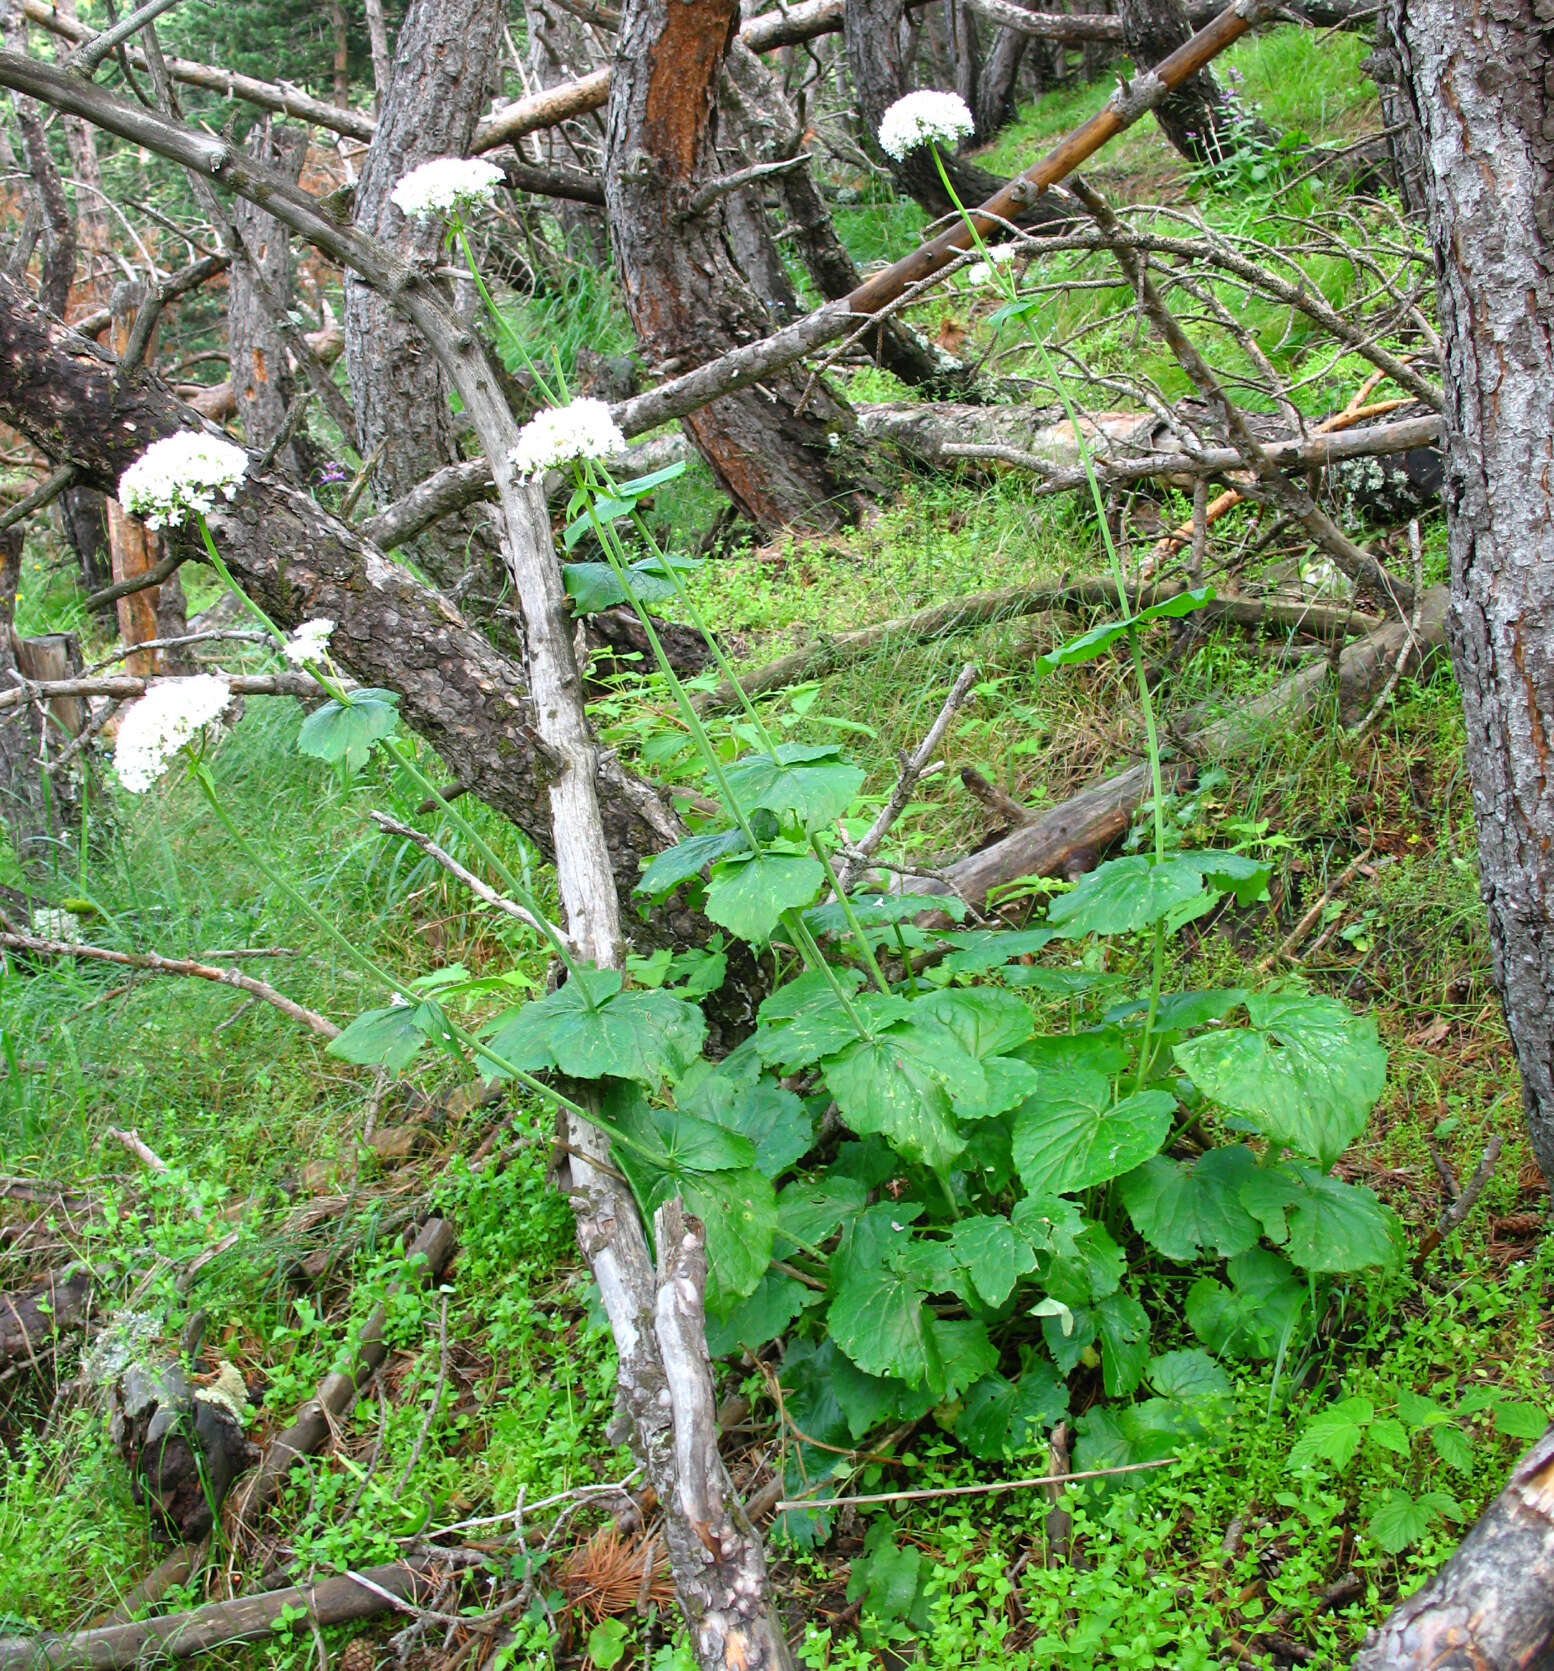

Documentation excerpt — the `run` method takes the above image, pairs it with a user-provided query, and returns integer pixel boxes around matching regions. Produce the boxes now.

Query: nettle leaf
[1277,1163,1401,1272]
[935,927,1055,974]
[482,969,705,1085]
[955,1363,1069,1460]
[828,1258,940,1392]
[705,1269,818,1357]
[723,744,864,829]
[297,688,400,771]
[1118,1146,1263,1262]
[1431,1425,1474,1473]
[1173,993,1387,1167]
[328,1002,430,1071]
[1368,1489,1461,1555]
[1147,1349,1232,1405]
[1289,1397,1375,1471]
[1494,1402,1550,1440]
[1186,1248,1307,1361]
[705,851,824,942]
[950,1216,1037,1308]
[821,1020,986,1171]
[636,827,750,900]
[1012,1070,1176,1197]
[1032,587,1214,682]
[1047,851,1269,940]
[776,1175,868,1248]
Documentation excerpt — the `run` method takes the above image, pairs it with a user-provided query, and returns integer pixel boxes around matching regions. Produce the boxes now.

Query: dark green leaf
[1117,1145,1263,1261]
[723,744,865,830]
[829,1257,940,1392]
[705,1269,817,1355]
[1012,1070,1176,1196]
[776,1175,868,1248]
[955,1363,1069,1460]
[1095,1291,1151,1396]
[1277,1163,1401,1272]
[934,927,1055,973]
[1146,1349,1231,1405]
[950,1216,1037,1308]
[1186,1248,1306,1361]
[327,1003,428,1071]
[635,827,751,899]
[822,1020,983,1171]
[917,987,1035,1059]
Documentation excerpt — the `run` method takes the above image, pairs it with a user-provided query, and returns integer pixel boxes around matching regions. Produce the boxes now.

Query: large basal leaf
[1173,993,1387,1167]
[955,1363,1069,1460]
[1276,1162,1401,1272]
[930,1318,999,1400]
[609,1091,757,1174]
[327,1002,431,1071]
[1118,1145,1263,1262]
[1011,1070,1176,1197]
[753,967,871,1070]
[705,1268,818,1354]
[1146,1349,1231,1405]
[950,1216,1037,1308]
[635,827,750,900]
[562,556,679,614]
[804,892,964,938]
[917,987,1036,1059]
[1047,851,1269,940]
[723,743,865,830]
[821,1020,982,1171]
[828,1257,941,1392]
[1074,1396,1203,1475]
[1032,586,1214,682]
[482,968,705,1085]
[680,1054,814,1179]
[1186,1247,1307,1361]
[297,688,400,772]
[637,1164,776,1314]
[776,1175,868,1248]
[1016,1028,1131,1076]
[705,851,825,943]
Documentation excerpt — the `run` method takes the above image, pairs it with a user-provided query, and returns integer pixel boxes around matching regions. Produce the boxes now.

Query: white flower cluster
[390,156,505,221]
[117,432,249,531]
[967,242,1018,286]
[284,617,335,667]
[30,907,82,944]
[877,91,975,161]
[510,397,626,478]
[113,675,233,794]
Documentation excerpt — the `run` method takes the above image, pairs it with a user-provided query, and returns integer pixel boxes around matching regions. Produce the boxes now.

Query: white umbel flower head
[283,617,335,667]
[118,432,249,530]
[30,907,82,944]
[966,242,1018,286]
[510,398,626,478]
[113,675,233,794]
[878,91,975,160]
[390,156,505,220]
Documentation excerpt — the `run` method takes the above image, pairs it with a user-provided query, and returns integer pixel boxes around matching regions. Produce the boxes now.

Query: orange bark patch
[641,0,741,174]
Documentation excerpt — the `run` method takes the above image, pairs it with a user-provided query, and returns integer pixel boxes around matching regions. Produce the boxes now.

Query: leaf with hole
[1173,993,1386,1168]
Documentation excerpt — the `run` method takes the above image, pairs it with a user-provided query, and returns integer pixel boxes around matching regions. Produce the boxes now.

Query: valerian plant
[118,139,1404,1542]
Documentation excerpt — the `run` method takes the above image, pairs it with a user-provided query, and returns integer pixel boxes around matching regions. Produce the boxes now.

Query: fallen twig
[1413,1135,1504,1275]
[775,1456,1177,1512]
[1257,848,1374,971]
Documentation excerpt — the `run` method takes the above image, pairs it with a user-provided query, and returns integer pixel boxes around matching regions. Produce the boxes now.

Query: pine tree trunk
[341,0,506,589]
[604,0,860,530]
[1114,0,1256,164]
[1389,0,1554,1187]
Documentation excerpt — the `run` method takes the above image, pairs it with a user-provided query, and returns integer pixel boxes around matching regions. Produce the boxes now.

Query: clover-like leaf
[298,688,400,772]
[1011,1070,1176,1197]
[1173,993,1386,1168]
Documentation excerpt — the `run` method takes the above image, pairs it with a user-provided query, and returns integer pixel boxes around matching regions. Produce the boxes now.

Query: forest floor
[2,24,1550,1671]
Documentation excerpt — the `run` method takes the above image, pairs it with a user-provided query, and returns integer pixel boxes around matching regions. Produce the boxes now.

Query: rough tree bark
[1388,0,1554,1192]
[604,0,861,530]
[1114,0,1260,164]
[341,0,506,591]
[229,120,316,478]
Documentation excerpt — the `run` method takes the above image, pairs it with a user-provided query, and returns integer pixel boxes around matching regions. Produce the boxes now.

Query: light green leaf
[681,1057,814,1178]
[1278,1163,1401,1272]
[327,1003,429,1071]
[1015,1029,1131,1076]
[917,987,1035,1059]
[1012,1070,1176,1196]
[822,1022,983,1171]
[706,851,825,942]
[609,1090,757,1174]
[1367,1489,1453,1554]
[1173,993,1387,1168]
[635,827,751,899]
[935,927,1055,973]
[753,968,873,1070]
[1118,1146,1263,1262]
[1494,1402,1550,1440]
[723,744,864,829]
[562,555,682,612]
[297,689,400,771]
[1431,1425,1474,1472]
[636,1166,776,1314]
[1047,851,1268,940]
[1369,1416,1413,1457]
[1032,587,1215,682]
[950,1216,1037,1308]
[1289,1397,1374,1470]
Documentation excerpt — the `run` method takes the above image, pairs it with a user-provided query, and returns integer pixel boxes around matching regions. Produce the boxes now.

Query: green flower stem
[928,152,1175,1085]
[808,835,892,996]
[452,219,562,407]
[578,480,877,1037]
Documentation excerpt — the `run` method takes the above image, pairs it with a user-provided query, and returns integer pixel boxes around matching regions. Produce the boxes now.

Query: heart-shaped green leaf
[705,851,824,942]
[1012,1070,1175,1196]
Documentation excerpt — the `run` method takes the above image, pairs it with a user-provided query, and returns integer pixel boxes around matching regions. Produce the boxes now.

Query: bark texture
[604,0,859,531]
[1355,1426,1554,1670]
[1392,0,1554,1184]
[342,0,505,587]
[229,120,314,476]
[1115,0,1256,165]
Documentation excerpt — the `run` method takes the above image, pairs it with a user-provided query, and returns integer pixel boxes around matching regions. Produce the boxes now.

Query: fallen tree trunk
[0,1556,474,1671]
[907,587,1448,909]
[1353,1424,1554,1669]
[697,576,1385,712]
[0,1269,92,1372]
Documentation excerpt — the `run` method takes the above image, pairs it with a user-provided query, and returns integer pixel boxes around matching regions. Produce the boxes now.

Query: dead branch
[1412,1135,1503,1275]
[697,576,1381,712]
[1257,847,1374,970]
[0,671,320,715]
[0,463,75,535]
[0,931,340,1039]
[0,1556,480,1671]
[0,1269,92,1371]
[1351,519,1427,736]
[232,1218,456,1523]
